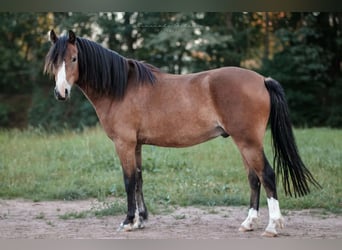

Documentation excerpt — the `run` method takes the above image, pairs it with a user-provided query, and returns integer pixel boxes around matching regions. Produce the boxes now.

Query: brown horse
[44,30,320,237]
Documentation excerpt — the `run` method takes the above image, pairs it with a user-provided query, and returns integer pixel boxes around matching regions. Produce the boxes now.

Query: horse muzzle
[54,87,69,101]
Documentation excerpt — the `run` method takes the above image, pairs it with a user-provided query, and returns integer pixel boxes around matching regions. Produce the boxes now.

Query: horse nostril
[65,88,68,97]
[54,87,67,101]
[54,87,59,99]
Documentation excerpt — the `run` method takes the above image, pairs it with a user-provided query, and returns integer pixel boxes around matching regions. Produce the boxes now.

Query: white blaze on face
[56,61,71,98]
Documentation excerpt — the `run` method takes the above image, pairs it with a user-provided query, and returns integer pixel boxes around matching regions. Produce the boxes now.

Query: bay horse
[44,30,320,237]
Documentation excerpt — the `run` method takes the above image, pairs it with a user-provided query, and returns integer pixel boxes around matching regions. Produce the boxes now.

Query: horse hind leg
[234,138,284,236]
[261,155,285,237]
[239,168,260,232]
[235,142,262,232]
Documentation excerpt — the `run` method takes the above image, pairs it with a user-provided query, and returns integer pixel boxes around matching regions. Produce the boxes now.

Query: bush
[259,25,341,127]
[28,87,98,131]
[0,103,10,127]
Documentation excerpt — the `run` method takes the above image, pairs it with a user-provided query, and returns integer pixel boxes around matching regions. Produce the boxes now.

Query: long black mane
[45,35,158,98]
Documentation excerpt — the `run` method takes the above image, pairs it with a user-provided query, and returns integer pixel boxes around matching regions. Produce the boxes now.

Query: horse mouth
[54,87,69,101]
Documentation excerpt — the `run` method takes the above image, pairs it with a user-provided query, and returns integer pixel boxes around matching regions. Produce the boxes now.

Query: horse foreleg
[120,169,146,231]
[239,169,260,232]
[119,171,138,231]
[115,142,146,231]
[134,144,148,226]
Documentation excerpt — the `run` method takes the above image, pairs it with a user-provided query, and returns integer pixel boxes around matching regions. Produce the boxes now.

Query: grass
[59,211,89,220]
[0,126,341,213]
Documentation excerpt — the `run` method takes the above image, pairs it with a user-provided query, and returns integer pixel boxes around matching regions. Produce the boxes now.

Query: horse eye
[71,57,77,62]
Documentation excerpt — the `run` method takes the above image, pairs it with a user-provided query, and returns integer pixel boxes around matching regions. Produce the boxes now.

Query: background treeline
[1,12,341,130]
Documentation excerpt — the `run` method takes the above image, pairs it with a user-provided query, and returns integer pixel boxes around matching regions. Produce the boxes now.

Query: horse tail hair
[264,77,321,197]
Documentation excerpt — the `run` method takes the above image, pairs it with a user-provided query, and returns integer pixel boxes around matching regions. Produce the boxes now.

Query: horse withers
[44,30,320,237]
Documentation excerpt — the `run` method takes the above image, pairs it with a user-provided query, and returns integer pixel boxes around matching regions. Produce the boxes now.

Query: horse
[44,30,321,237]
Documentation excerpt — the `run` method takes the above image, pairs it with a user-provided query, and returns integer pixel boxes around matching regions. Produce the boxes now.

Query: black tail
[264,77,321,197]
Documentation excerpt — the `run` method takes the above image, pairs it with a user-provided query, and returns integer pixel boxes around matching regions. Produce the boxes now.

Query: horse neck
[77,83,116,121]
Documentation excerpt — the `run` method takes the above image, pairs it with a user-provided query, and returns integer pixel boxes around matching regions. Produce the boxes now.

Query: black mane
[45,35,158,98]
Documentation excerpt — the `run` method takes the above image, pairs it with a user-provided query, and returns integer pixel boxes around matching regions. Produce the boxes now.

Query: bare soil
[0,199,341,239]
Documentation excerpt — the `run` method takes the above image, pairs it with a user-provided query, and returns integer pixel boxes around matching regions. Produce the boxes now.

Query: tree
[260,12,342,127]
[0,13,53,127]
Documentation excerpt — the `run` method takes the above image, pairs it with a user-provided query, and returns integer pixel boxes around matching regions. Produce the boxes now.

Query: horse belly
[143,129,222,148]
[139,115,224,148]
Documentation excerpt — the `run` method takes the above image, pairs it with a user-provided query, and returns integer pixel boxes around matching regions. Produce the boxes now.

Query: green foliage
[0,103,10,126]
[28,87,98,131]
[261,43,332,125]
[0,13,52,93]
[0,127,341,213]
[260,13,342,127]
[327,78,342,127]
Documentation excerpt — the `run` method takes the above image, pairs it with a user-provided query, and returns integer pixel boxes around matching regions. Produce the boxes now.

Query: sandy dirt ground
[0,199,341,239]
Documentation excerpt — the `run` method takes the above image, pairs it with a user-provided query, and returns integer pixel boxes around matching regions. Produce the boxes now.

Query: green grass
[0,126,341,213]
[59,211,89,220]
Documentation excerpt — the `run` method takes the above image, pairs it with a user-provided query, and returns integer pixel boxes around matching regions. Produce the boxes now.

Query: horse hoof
[278,217,285,229]
[117,222,134,232]
[117,219,145,232]
[261,231,278,237]
[133,220,145,230]
[238,226,253,232]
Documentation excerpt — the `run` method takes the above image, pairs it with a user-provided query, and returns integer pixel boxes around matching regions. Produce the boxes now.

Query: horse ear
[49,29,58,44]
[68,30,76,44]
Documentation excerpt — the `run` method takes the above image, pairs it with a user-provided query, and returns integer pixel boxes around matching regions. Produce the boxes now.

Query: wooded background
[1,12,341,130]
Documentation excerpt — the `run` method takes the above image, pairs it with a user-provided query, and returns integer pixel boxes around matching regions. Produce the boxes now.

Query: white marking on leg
[264,198,284,236]
[117,206,144,232]
[133,197,144,229]
[239,208,258,231]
